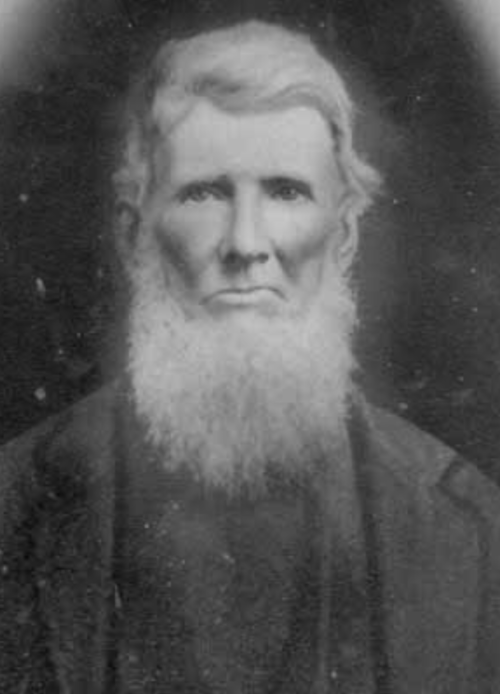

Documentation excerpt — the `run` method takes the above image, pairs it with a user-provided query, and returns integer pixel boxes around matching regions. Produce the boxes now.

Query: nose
[218,190,271,269]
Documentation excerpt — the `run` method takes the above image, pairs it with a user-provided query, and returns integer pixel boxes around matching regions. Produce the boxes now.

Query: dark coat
[1,383,500,694]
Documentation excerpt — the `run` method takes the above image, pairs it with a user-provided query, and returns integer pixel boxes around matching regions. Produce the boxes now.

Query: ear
[114,201,141,276]
[334,201,359,274]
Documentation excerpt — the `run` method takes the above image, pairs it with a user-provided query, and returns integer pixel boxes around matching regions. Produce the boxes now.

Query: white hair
[114,20,381,255]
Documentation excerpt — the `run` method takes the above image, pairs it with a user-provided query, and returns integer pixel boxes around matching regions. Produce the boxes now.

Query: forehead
[156,100,337,184]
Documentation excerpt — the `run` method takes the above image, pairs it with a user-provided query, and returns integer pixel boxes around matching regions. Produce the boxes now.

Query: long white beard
[127,253,357,495]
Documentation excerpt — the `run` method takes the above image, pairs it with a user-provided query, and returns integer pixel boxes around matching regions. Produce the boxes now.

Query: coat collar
[37,386,500,693]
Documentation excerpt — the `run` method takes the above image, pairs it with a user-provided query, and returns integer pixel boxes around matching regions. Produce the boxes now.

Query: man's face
[128,101,356,492]
[142,101,347,322]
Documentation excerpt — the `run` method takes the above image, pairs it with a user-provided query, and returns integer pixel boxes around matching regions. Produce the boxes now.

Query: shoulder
[0,382,117,463]
[356,396,500,522]
[0,383,119,520]
[360,401,456,486]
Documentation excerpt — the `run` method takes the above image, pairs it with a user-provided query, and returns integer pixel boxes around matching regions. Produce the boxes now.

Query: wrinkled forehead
[152,98,340,185]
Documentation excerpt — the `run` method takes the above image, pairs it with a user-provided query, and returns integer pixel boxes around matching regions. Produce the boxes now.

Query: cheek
[270,208,337,270]
[152,207,223,284]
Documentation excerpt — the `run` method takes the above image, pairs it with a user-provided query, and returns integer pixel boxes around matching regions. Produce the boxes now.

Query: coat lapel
[353,400,489,694]
[35,387,117,694]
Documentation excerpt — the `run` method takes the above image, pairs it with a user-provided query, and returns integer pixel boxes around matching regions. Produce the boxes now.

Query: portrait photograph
[1,1,500,692]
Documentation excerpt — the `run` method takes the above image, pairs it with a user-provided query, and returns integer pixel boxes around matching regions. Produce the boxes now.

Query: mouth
[203,286,284,308]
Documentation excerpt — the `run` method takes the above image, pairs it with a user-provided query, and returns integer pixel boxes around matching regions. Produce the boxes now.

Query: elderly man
[1,19,500,694]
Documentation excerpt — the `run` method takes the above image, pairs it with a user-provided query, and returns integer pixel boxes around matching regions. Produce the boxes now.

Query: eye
[266,178,312,202]
[177,182,227,204]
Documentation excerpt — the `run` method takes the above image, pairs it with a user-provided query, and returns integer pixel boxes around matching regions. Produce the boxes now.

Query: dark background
[2,0,500,483]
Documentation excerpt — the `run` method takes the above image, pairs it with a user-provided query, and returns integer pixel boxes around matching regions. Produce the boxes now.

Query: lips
[203,286,283,307]
[217,286,277,296]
